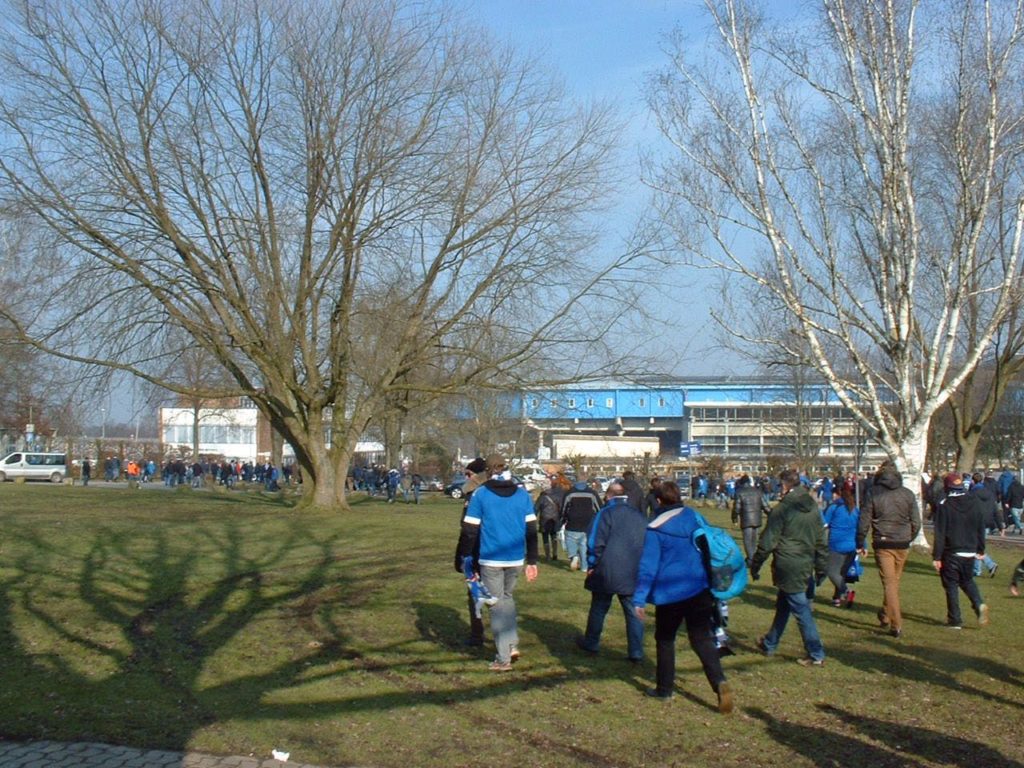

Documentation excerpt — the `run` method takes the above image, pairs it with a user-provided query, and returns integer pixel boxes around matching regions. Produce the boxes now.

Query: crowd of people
[80,456,298,491]
[452,456,1021,715]
[349,465,426,503]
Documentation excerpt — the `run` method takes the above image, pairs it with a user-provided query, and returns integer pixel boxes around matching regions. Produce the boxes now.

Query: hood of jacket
[876,467,903,491]
[483,477,520,498]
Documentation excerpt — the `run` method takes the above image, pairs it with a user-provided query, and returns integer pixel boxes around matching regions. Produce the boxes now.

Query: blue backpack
[693,513,748,600]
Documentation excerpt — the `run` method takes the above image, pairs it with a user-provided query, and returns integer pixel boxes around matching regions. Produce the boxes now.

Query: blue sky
[463,1,704,104]
[461,1,721,372]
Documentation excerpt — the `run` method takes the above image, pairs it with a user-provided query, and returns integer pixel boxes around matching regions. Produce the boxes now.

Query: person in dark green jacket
[750,469,829,666]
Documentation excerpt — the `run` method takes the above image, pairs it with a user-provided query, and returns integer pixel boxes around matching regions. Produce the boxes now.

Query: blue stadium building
[520,377,885,468]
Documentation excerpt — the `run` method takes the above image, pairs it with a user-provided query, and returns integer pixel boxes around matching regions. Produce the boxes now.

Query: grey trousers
[480,565,520,663]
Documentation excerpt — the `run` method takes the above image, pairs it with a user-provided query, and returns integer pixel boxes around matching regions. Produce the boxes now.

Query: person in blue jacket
[822,488,860,608]
[632,480,733,713]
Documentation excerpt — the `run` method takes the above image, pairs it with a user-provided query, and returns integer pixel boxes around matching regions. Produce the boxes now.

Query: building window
[551,399,558,408]
[658,397,666,408]
[639,398,646,407]
[568,398,576,408]
[587,398,594,408]
[531,398,539,409]
[606,398,614,408]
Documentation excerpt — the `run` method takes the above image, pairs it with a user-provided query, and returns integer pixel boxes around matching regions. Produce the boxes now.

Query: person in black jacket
[535,475,568,560]
[1005,476,1024,535]
[643,476,663,519]
[732,474,767,566]
[561,481,601,571]
[575,482,648,662]
[970,472,1000,576]
[1011,559,1024,596]
[931,473,989,629]
[453,457,489,646]
[620,470,645,512]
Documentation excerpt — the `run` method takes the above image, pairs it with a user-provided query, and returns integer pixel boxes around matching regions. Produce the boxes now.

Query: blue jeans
[564,531,587,565]
[479,565,520,664]
[973,530,996,575]
[760,589,825,661]
[581,591,644,660]
[974,554,997,576]
[1008,507,1022,533]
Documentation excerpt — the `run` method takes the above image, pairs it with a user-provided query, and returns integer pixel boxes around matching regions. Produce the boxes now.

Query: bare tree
[0,0,649,509]
[647,0,1024,545]
[158,337,240,461]
[946,289,1024,470]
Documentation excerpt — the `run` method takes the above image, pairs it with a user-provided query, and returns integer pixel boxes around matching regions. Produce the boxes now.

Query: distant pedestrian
[1010,559,1024,597]
[750,469,828,666]
[453,458,489,647]
[575,482,647,662]
[1005,476,1024,535]
[534,477,566,561]
[856,463,921,639]
[731,474,766,566]
[561,480,601,572]
[822,489,860,608]
[619,470,645,511]
[81,459,91,486]
[932,473,989,629]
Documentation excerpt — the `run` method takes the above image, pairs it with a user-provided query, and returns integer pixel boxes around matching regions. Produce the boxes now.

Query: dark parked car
[444,476,468,499]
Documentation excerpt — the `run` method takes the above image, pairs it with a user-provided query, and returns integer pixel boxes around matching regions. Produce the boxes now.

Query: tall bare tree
[648,0,1024,544]
[0,0,649,509]
[946,288,1024,470]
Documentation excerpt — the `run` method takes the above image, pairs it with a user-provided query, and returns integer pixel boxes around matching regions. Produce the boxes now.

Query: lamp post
[100,407,106,440]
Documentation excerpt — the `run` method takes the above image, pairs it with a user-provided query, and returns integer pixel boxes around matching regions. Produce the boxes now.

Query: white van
[0,452,68,483]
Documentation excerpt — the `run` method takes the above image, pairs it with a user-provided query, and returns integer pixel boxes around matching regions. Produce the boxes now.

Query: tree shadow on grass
[411,598,651,694]
[825,636,1024,711]
[0,515,375,752]
[746,704,1024,768]
[814,704,1024,768]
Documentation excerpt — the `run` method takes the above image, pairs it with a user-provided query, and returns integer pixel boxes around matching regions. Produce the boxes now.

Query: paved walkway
[0,740,348,768]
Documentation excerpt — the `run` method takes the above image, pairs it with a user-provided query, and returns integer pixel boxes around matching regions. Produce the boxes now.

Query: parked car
[446,474,531,498]
[444,476,468,499]
[421,476,443,492]
[0,451,67,483]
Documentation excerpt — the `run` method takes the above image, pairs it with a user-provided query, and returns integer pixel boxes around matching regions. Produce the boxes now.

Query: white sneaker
[570,556,580,571]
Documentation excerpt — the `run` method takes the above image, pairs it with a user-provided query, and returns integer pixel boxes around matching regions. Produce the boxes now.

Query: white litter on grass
[272,749,290,762]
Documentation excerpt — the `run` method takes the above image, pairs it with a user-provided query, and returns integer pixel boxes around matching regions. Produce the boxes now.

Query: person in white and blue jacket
[458,453,538,671]
[632,481,733,713]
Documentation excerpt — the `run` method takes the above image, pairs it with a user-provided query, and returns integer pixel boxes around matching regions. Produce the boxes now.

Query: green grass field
[0,484,1021,767]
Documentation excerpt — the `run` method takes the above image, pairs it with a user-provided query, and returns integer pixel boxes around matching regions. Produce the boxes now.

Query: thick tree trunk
[953,430,983,474]
[895,426,930,552]
[299,444,353,511]
[191,404,201,461]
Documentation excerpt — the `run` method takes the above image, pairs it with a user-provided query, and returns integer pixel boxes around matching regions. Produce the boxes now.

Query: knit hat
[465,457,487,474]
[944,472,964,490]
